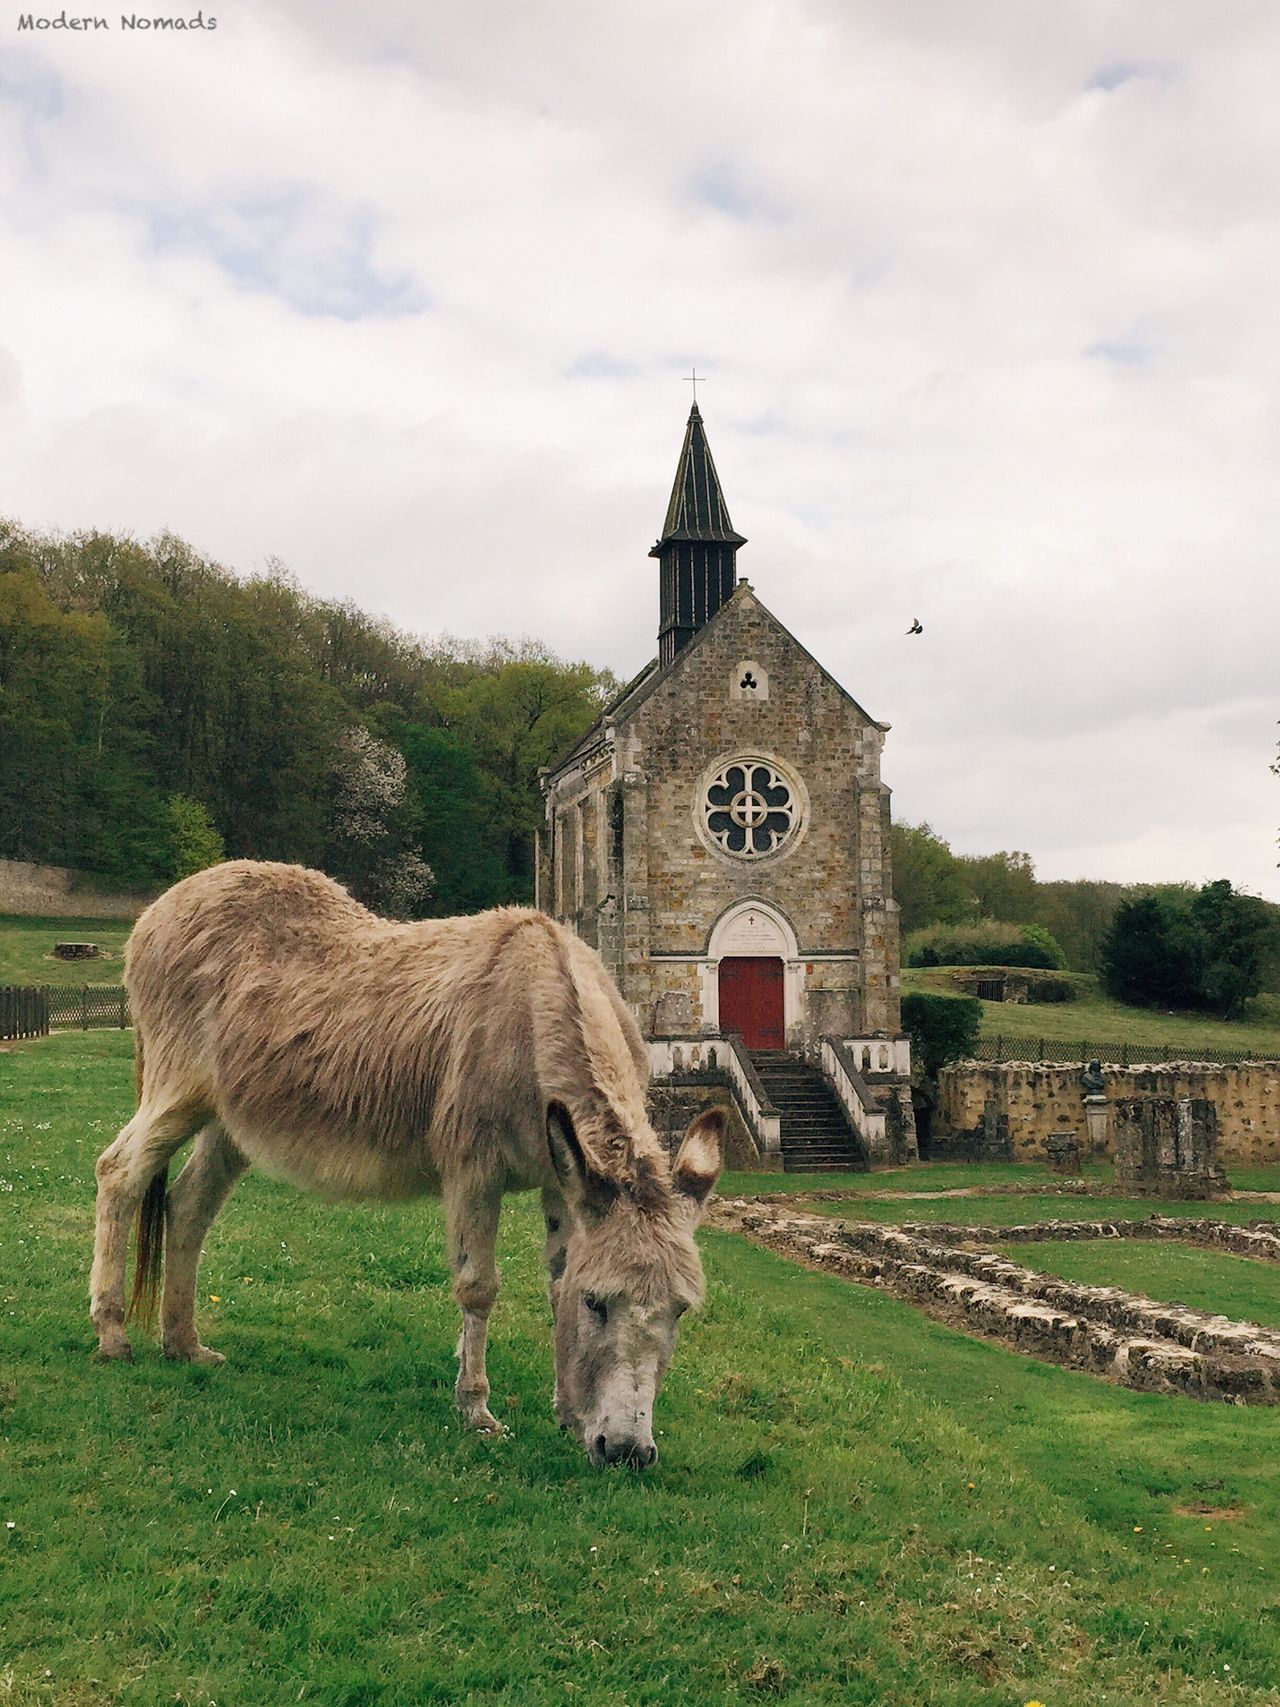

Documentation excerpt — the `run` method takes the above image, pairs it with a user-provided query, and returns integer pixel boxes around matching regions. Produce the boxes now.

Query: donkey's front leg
[445,1178,504,1435]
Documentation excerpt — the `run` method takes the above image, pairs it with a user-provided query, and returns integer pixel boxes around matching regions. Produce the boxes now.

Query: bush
[905,920,1067,971]
[901,992,982,1079]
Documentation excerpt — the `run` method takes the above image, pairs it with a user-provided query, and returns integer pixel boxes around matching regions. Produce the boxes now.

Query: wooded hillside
[0,520,616,915]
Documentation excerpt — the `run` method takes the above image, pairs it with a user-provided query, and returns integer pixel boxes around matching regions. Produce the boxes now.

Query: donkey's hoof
[164,1341,225,1366]
[93,1339,134,1364]
[461,1406,507,1436]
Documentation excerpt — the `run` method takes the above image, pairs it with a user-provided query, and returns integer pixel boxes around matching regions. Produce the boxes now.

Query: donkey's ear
[547,1100,587,1190]
[672,1107,724,1219]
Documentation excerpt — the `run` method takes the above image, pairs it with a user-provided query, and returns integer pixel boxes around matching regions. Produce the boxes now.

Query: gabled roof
[545,581,883,783]
[650,402,746,551]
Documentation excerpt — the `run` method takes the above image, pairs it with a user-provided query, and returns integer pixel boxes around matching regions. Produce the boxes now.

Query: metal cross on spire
[684,367,707,404]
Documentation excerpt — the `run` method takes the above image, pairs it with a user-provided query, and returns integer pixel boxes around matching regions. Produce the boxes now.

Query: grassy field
[903,966,1280,1054]
[0,915,133,987]
[998,1240,1280,1330]
[6,1034,1280,1703]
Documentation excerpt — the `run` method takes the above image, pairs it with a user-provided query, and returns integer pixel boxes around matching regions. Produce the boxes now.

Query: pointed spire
[653,403,747,550]
[651,404,746,668]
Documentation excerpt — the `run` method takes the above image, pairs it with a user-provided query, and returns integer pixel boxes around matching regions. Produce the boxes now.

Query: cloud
[1,0,1276,898]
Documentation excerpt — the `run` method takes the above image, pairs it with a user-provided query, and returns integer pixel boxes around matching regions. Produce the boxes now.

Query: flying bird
[906,618,923,635]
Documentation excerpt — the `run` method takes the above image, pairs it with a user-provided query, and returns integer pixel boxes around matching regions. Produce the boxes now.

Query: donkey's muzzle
[592,1432,658,1471]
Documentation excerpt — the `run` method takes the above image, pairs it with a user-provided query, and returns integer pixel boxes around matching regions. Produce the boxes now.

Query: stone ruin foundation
[711,1199,1280,1405]
[1044,1131,1081,1175]
[1113,1096,1229,1199]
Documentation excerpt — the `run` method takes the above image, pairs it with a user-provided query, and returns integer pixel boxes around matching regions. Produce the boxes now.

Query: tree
[1100,882,1276,1017]
[1099,894,1203,1010]
[325,725,435,918]
[890,821,970,935]
[1031,880,1125,972]
[397,723,508,913]
[955,848,1037,924]
[166,794,224,880]
[1189,879,1276,1020]
[414,641,617,902]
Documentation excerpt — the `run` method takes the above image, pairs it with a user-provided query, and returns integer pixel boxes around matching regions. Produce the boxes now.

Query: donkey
[90,860,723,1469]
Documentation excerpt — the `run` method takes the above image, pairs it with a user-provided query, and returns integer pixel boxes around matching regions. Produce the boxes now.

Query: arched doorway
[703,899,800,1049]
[718,956,785,1049]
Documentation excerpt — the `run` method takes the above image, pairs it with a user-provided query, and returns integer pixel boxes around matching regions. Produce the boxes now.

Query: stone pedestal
[1113,1096,1229,1199]
[1045,1132,1082,1175]
[977,1097,1012,1161]
[1084,1094,1109,1157]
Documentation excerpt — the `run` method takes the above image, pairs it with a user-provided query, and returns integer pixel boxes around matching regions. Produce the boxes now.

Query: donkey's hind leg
[91,1096,205,1361]
[445,1176,505,1435]
[161,1122,249,1365]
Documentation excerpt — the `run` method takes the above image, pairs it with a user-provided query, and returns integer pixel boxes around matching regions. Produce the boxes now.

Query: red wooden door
[718,957,785,1050]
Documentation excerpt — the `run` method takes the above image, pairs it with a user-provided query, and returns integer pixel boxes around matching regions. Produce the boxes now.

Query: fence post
[118,988,127,1029]
[80,986,88,1031]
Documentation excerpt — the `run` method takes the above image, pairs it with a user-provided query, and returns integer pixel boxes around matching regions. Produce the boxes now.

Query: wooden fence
[0,985,130,1038]
[0,986,49,1040]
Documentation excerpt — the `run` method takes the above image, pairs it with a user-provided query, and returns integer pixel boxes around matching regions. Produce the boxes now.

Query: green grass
[903,965,1280,1054]
[999,1240,1280,1330]
[0,914,133,986]
[809,1192,1280,1229]
[6,1035,1280,1702]
[722,1161,1115,1197]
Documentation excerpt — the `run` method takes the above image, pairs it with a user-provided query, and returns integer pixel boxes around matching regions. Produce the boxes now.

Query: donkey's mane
[523,913,672,1215]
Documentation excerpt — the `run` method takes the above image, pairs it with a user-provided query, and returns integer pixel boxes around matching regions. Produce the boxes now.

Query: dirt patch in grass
[1173,1502,1246,1520]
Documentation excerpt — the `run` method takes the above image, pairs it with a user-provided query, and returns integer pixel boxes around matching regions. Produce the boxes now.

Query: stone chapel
[537,403,915,1167]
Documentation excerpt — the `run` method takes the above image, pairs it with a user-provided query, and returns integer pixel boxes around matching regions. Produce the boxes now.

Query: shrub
[901,992,982,1079]
[905,920,1066,971]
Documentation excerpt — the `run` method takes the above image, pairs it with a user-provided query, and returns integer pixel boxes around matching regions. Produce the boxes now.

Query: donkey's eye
[583,1293,608,1325]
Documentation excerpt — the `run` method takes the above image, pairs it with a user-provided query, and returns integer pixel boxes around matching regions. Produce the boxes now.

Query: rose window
[703,760,799,858]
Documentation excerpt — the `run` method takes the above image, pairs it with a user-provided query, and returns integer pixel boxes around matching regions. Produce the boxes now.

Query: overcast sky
[2,0,1276,898]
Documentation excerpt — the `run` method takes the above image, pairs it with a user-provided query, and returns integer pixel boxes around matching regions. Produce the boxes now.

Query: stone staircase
[750,1051,868,1173]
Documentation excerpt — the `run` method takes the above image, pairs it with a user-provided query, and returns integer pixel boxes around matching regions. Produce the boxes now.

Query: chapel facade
[536,404,908,1097]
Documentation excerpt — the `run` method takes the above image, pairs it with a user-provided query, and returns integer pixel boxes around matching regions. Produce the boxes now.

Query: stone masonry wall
[626,584,900,1042]
[0,859,155,921]
[937,1060,1280,1167]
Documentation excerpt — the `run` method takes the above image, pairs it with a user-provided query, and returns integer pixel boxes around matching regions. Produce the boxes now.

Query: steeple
[650,403,746,668]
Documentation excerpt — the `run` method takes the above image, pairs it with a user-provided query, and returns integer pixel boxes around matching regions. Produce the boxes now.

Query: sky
[2,0,1276,899]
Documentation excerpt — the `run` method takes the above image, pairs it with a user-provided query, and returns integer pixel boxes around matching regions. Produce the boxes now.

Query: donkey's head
[546,1100,724,1470]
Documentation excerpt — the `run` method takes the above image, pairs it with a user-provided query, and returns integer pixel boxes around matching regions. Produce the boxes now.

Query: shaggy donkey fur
[91,861,722,1464]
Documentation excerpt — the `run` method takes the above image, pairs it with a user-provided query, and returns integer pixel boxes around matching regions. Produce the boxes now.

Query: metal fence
[0,985,130,1037]
[975,1034,1277,1068]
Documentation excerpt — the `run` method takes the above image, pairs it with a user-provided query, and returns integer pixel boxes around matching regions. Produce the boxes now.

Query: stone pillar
[1044,1132,1082,1175]
[978,1096,1012,1161]
[1113,1097,1229,1199]
[1084,1095,1109,1157]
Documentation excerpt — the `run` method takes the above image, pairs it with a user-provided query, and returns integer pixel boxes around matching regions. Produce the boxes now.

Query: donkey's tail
[126,1028,166,1332]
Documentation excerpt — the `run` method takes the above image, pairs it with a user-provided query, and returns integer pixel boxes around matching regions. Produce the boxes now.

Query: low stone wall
[648,1078,765,1170]
[937,1060,1280,1167]
[712,1199,1280,1404]
[0,860,155,921]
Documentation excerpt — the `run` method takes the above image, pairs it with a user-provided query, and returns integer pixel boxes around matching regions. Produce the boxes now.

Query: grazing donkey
[91,861,723,1468]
